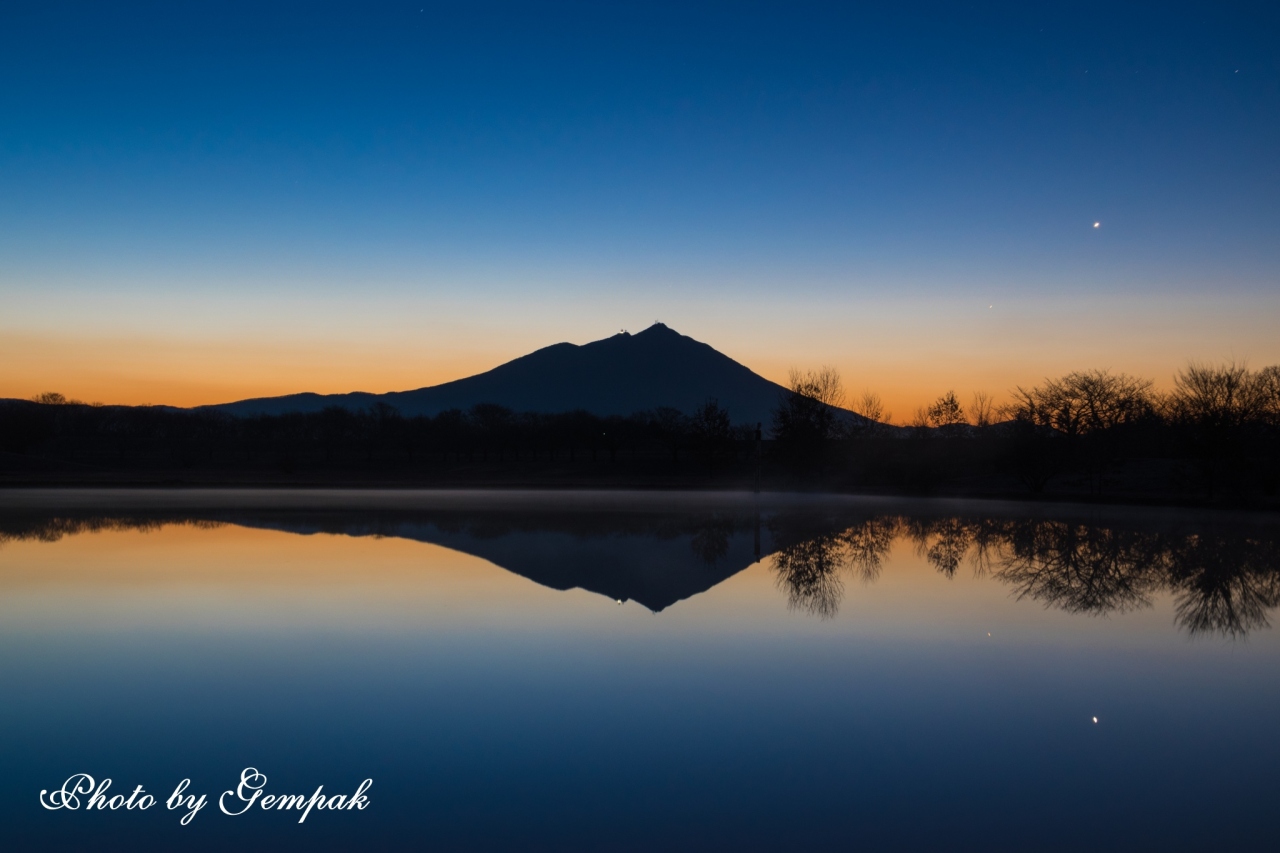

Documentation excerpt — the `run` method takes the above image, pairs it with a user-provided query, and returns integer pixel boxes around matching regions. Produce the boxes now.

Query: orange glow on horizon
[0,334,1172,421]
[4,305,1279,422]
[0,331,504,409]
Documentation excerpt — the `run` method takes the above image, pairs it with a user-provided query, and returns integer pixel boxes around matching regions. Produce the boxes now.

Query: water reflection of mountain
[2,500,1277,637]
[0,508,773,613]
[244,512,772,612]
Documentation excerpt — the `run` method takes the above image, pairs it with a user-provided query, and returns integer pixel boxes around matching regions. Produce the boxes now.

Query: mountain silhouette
[211,323,792,425]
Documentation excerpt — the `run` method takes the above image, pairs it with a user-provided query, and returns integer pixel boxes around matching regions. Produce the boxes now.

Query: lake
[1,489,1277,851]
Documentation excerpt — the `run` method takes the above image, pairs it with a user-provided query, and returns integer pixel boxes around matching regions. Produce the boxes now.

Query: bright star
[1093,222,1100,228]
[1092,716,1098,723]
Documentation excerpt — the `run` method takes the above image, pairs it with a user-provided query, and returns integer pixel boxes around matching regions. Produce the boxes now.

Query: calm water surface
[1,490,1277,851]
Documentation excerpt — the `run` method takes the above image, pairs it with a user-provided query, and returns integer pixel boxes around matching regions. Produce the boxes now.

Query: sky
[1,0,1278,418]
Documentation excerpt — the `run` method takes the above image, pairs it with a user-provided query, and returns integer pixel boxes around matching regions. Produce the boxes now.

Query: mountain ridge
[210,323,800,426]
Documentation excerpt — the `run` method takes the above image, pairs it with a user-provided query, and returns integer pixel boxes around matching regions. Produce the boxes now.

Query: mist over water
[1,490,1277,851]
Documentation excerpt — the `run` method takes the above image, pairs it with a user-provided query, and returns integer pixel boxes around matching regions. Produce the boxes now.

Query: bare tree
[926,391,966,427]
[788,366,846,409]
[773,366,847,468]
[852,390,890,425]
[1001,370,1155,494]
[970,392,994,427]
[1166,361,1278,497]
[1167,361,1271,430]
[1005,370,1154,436]
[1257,365,1280,426]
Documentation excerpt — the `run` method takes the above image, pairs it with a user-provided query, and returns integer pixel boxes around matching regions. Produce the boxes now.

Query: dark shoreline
[5,390,1279,512]
[1,473,1276,514]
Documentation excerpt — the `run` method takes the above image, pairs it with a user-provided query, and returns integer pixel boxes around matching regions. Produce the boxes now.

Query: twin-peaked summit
[213,323,791,426]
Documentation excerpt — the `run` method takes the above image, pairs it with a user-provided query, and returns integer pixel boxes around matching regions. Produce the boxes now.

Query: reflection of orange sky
[0,521,1187,645]
[0,523,484,589]
[0,523,602,632]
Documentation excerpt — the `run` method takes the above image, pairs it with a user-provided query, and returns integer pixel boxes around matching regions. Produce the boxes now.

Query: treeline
[0,398,757,482]
[2,361,1279,504]
[770,362,1280,504]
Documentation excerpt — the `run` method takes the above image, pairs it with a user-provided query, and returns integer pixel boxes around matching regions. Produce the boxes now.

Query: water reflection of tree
[995,520,1166,616]
[901,517,1004,578]
[0,515,217,546]
[1166,532,1280,638]
[770,516,898,618]
[910,517,972,578]
[773,533,847,618]
[690,521,733,566]
[843,517,897,582]
[768,512,1280,637]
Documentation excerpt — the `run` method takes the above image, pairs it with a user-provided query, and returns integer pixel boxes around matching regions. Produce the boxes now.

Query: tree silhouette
[651,406,689,463]
[772,366,847,471]
[1004,370,1156,494]
[970,392,994,428]
[1007,370,1155,437]
[925,391,966,428]
[32,392,69,405]
[1166,362,1279,498]
[690,398,733,473]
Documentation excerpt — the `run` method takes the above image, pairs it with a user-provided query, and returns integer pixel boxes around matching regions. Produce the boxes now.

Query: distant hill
[211,323,797,426]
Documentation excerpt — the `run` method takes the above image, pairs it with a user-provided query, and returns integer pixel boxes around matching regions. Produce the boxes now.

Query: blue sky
[2,1,1277,410]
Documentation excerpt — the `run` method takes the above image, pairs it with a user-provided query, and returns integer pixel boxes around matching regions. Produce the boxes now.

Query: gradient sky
[2,1,1278,417]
